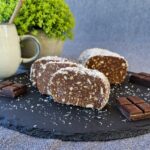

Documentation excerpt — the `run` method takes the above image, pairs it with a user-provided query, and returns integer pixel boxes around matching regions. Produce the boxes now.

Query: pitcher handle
[20,35,40,63]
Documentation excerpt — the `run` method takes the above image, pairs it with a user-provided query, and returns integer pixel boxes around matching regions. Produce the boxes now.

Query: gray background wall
[63,0,150,72]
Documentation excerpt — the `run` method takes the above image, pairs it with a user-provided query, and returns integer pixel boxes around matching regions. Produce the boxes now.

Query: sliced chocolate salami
[79,48,128,84]
[37,61,78,95]
[30,56,69,86]
[48,67,110,110]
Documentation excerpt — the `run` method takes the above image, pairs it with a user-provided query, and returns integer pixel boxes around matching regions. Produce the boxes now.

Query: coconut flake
[79,48,128,66]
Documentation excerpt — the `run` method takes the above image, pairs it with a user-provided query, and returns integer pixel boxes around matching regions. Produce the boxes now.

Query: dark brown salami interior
[49,69,108,109]
[86,56,127,84]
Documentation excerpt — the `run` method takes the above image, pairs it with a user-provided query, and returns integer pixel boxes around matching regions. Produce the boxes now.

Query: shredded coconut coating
[35,56,69,62]
[79,48,128,66]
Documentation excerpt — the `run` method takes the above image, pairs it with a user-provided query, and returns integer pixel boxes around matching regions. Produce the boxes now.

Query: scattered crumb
[0,73,149,133]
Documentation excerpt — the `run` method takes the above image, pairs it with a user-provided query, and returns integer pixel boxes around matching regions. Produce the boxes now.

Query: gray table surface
[0,0,150,149]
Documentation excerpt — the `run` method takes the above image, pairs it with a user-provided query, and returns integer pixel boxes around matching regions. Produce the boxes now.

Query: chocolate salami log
[79,48,128,84]
[48,67,110,110]
[30,56,68,86]
[37,62,78,95]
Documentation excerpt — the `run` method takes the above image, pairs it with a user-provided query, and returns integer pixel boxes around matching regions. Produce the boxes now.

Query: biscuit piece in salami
[37,62,78,95]
[79,48,128,84]
[30,56,68,86]
[49,67,110,110]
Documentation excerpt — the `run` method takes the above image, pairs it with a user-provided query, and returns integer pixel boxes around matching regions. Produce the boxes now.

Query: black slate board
[0,72,150,141]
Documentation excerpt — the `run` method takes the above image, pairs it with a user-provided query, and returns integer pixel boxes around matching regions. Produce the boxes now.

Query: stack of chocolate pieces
[0,81,27,98]
[130,72,150,87]
[117,96,150,121]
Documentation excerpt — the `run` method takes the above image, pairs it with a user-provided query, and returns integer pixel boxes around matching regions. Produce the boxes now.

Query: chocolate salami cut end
[37,61,78,95]
[30,56,69,86]
[117,96,150,121]
[49,66,110,110]
[79,48,128,84]
[129,72,150,87]
[0,81,27,98]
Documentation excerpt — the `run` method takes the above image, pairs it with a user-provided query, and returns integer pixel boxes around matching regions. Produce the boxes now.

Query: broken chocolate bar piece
[129,72,150,87]
[0,81,27,98]
[117,96,150,121]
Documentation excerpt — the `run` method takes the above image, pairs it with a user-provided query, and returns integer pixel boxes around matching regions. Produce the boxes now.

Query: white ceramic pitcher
[0,24,40,79]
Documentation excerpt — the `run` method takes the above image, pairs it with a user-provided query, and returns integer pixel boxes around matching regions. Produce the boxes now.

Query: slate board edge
[0,118,150,141]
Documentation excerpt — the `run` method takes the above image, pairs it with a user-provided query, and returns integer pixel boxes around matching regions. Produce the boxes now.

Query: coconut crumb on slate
[0,73,149,131]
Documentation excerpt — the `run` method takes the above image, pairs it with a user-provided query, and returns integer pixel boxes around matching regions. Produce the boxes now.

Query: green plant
[0,0,17,23]
[0,0,75,40]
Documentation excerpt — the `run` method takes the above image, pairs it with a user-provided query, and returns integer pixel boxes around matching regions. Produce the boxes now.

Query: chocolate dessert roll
[37,62,78,95]
[48,67,110,110]
[30,56,69,86]
[79,48,128,84]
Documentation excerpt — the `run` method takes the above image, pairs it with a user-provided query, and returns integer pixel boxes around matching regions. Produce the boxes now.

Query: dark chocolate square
[122,104,143,115]
[0,81,13,89]
[117,97,132,105]
[0,81,27,98]
[127,96,145,104]
[3,86,18,92]
[138,103,150,113]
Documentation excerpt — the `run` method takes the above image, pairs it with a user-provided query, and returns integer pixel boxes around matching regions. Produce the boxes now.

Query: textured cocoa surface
[37,62,77,95]
[49,68,107,109]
